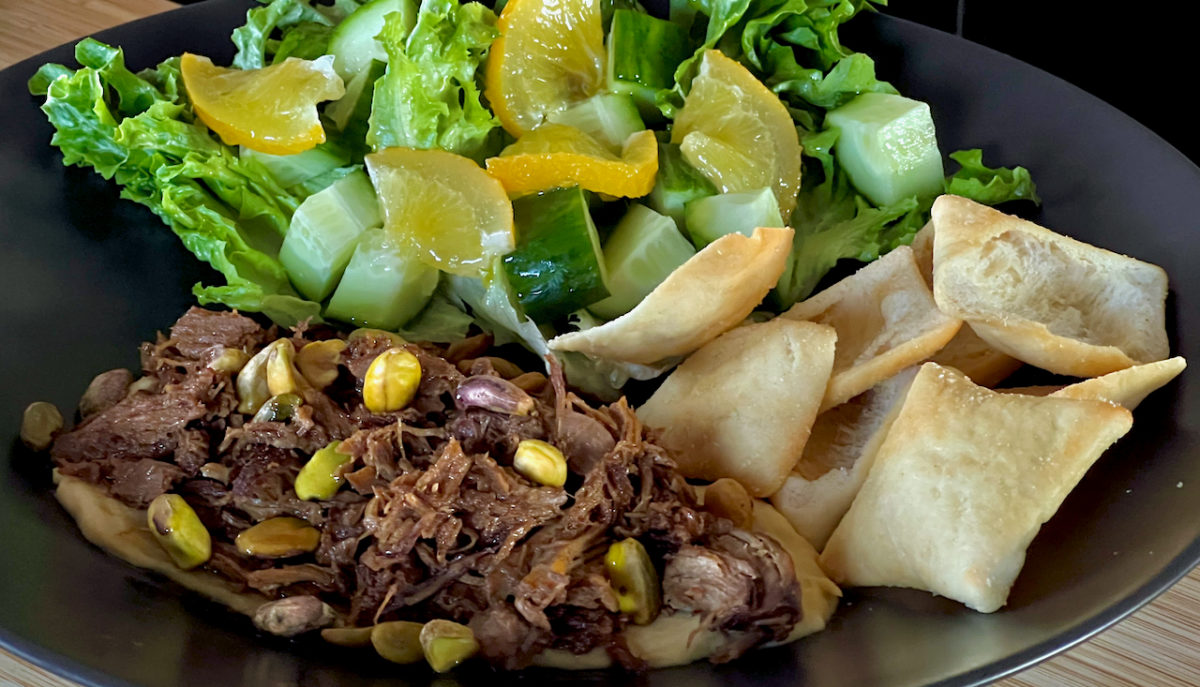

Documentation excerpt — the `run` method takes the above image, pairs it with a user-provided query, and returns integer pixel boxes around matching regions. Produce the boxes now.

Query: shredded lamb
[50,307,803,669]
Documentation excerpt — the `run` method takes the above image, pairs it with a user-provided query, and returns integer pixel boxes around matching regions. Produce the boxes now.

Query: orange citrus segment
[181,53,345,155]
[485,124,658,197]
[484,0,606,137]
[365,148,514,276]
[671,50,803,217]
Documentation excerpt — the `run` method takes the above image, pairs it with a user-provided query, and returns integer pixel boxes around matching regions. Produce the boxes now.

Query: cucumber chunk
[606,9,691,121]
[279,170,382,301]
[328,0,416,81]
[549,93,645,153]
[647,141,717,227]
[825,92,945,206]
[240,145,349,189]
[324,227,439,329]
[589,204,695,320]
[326,59,386,132]
[684,188,784,249]
[502,188,609,323]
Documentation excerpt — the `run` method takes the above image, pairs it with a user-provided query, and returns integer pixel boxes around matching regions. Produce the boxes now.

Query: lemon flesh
[671,50,802,218]
[485,0,607,136]
[181,53,344,155]
[365,148,514,277]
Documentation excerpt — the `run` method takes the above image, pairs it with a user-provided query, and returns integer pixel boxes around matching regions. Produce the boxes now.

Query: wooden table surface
[2,1,1199,686]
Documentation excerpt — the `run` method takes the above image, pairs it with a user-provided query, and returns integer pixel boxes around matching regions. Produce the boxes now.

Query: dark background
[883,1,1200,164]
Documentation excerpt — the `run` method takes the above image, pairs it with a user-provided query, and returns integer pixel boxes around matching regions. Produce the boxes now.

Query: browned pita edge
[1049,357,1186,410]
[819,363,1133,613]
[930,195,1169,377]
[911,220,1022,387]
[769,367,918,551]
[548,227,793,365]
[637,318,837,497]
[782,245,961,412]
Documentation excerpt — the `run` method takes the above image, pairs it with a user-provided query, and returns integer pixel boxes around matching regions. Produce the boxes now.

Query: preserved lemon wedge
[671,50,803,217]
[484,0,607,136]
[181,53,345,155]
[486,124,657,197]
[364,148,514,276]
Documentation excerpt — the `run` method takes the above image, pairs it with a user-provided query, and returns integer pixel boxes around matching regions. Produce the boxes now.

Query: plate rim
[1,2,1198,686]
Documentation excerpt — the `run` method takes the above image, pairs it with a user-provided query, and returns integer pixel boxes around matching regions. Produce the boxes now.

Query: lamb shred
[50,307,803,669]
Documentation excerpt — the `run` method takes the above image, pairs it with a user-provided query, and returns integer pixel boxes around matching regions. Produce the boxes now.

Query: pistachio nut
[20,401,63,452]
[235,516,320,559]
[147,493,212,570]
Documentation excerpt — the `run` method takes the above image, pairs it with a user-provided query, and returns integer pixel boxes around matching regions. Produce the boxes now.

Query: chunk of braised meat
[167,307,269,361]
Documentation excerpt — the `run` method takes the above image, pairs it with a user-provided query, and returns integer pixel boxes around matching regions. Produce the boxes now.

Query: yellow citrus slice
[484,0,606,137]
[485,124,658,197]
[181,53,345,155]
[364,148,514,276]
[671,50,803,217]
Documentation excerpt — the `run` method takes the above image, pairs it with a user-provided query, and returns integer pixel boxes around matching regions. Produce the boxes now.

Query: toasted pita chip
[912,220,1022,387]
[928,325,1025,388]
[534,500,840,669]
[54,473,263,616]
[770,367,918,550]
[996,384,1061,396]
[931,195,1169,377]
[549,226,793,365]
[820,363,1133,613]
[910,220,935,277]
[1051,356,1186,409]
[638,318,836,497]
[782,245,961,412]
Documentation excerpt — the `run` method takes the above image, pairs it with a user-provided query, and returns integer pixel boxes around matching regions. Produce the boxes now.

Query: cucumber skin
[502,188,610,323]
[607,10,692,121]
[325,59,386,159]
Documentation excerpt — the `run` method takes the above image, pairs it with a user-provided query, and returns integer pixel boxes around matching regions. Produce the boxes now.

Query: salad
[17,0,1186,678]
[27,0,1037,399]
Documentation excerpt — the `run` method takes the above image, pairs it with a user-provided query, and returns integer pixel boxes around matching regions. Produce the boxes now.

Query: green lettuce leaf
[273,21,338,62]
[774,122,913,307]
[195,284,323,324]
[945,148,1041,205]
[30,39,323,326]
[366,0,501,159]
[448,264,551,356]
[775,135,1040,308]
[654,0,1037,309]
[396,281,477,342]
[232,0,342,69]
[656,0,751,115]
[656,0,888,118]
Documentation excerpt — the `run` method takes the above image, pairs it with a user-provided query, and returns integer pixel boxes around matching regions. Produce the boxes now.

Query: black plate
[1,2,1197,686]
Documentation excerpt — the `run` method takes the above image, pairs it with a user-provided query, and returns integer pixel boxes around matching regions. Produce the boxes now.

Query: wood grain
[0,0,175,69]
[1,1,1198,686]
